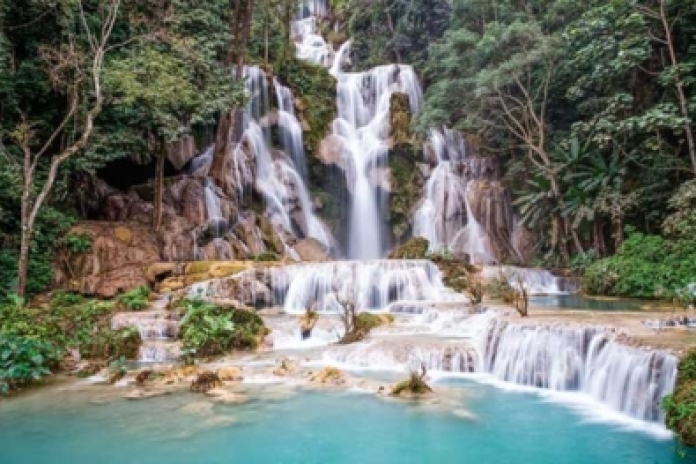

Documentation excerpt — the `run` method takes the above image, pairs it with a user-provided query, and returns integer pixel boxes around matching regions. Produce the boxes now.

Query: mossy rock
[389,237,429,259]
[388,144,425,243]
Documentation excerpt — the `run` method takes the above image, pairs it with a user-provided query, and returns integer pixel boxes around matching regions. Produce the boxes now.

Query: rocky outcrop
[54,222,160,298]
[78,175,298,263]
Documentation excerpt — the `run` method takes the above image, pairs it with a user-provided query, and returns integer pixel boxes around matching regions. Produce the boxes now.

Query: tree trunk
[153,141,166,231]
[210,0,255,189]
[592,220,607,257]
[16,223,32,298]
[613,217,624,250]
[656,0,696,175]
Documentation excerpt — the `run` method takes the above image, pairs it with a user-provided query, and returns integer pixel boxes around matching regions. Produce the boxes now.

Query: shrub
[391,363,433,396]
[583,230,696,299]
[178,299,267,357]
[0,335,60,395]
[63,233,92,254]
[664,349,696,448]
[117,286,151,311]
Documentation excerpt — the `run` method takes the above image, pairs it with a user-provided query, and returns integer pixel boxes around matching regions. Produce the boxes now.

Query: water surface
[0,378,681,464]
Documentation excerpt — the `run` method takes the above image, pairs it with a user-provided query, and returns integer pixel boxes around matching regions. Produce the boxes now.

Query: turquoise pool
[0,378,682,464]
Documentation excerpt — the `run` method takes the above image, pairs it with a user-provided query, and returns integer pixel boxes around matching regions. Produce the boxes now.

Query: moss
[389,144,425,243]
[389,237,429,259]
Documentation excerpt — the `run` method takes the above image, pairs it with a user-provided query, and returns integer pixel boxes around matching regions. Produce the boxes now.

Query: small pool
[0,378,682,464]
[530,294,658,311]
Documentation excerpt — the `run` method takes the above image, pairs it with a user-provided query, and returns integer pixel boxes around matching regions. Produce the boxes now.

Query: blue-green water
[530,294,654,311]
[0,379,682,464]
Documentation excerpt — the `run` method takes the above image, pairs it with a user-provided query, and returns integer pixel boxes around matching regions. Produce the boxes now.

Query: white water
[191,259,467,314]
[187,66,333,252]
[333,61,423,259]
[303,310,677,424]
[413,128,497,264]
[479,319,677,422]
[480,265,573,295]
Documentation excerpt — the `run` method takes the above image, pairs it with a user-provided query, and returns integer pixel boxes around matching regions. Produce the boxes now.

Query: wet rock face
[465,180,519,262]
[54,222,160,298]
[78,175,298,263]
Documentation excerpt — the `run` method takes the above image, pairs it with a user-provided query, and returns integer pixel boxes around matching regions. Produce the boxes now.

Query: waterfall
[111,297,181,363]
[479,319,677,422]
[332,58,423,259]
[321,340,478,373]
[413,128,497,264]
[480,265,575,295]
[191,259,467,313]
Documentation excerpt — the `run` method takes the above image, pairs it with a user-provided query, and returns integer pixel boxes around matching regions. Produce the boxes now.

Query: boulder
[216,366,244,382]
[309,367,346,386]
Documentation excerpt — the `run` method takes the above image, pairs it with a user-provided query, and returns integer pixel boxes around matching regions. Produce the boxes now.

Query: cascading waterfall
[321,340,478,373]
[413,128,496,264]
[479,319,677,422]
[189,65,334,252]
[480,265,575,295]
[191,259,467,313]
[292,9,423,258]
[332,59,423,259]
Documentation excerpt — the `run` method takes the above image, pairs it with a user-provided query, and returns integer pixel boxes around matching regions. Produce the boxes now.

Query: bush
[117,286,151,311]
[0,334,60,395]
[178,299,267,357]
[0,292,142,367]
[664,350,696,448]
[583,230,696,299]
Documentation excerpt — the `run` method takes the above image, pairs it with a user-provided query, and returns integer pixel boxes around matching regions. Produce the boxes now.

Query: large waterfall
[293,10,423,259]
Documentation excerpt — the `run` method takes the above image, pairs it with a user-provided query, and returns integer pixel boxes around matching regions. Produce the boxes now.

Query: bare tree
[5,1,124,297]
[512,275,529,317]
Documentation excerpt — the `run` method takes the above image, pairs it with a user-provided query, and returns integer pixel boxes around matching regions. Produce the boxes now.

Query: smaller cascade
[190,260,468,313]
[321,339,478,373]
[479,319,677,422]
[413,128,496,264]
[292,16,333,67]
[480,265,576,295]
[273,78,308,179]
[111,296,182,363]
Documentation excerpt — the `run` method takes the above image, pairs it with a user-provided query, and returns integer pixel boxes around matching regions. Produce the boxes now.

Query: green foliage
[0,335,59,395]
[178,298,267,357]
[664,350,696,448]
[63,233,92,254]
[252,251,280,262]
[583,229,696,298]
[0,292,141,369]
[354,313,390,332]
[276,57,336,157]
[117,286,151,311]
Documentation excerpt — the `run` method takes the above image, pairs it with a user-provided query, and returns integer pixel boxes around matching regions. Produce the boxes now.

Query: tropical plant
[0,335,59,395]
